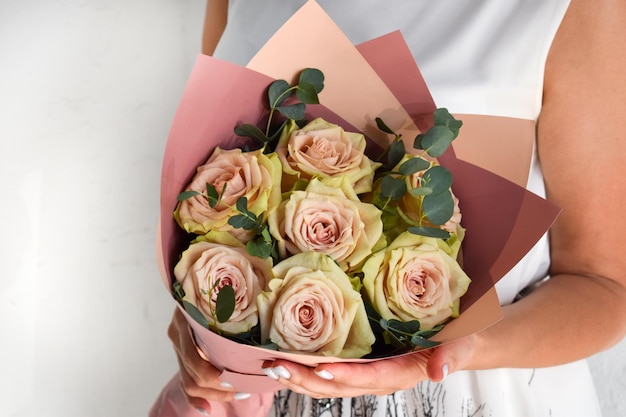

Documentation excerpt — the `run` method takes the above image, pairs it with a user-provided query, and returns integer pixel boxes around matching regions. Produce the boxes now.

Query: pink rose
[174,147,282,241]
[362,232,471,330]
[257,251,375,358]
[268,176,384,272]
[174,235,272,334]
[275,118,381,193]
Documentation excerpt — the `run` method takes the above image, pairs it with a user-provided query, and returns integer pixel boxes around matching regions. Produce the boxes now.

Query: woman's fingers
[168,309,238,404]
[263,350,432,399]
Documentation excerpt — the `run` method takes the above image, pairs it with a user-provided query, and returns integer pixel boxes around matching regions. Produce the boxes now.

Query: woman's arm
[466,0,626,369]
[201,0,228,56]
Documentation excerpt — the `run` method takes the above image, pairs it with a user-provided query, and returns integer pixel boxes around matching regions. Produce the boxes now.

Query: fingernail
[234,392,251,400]
[441,363,449,382]
[262,367,279,380]
[219,381,234,389]
[273,365,291,380]
[196,407,209,415]
[314,369,334,380]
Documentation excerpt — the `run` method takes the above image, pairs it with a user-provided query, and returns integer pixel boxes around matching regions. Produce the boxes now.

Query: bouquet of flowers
[157,0,559,393]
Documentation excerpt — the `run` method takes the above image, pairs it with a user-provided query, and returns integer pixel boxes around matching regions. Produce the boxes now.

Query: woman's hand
[168,308,243,412]
[262,334,477,399]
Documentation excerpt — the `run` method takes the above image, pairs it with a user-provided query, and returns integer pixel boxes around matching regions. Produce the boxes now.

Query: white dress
[212,1,602,416]
[151,1,602,416]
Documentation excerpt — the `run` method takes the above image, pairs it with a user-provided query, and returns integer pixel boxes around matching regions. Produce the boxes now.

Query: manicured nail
[314,369,334,380]
[234,392,251,400]
[195,407,209,415]
[441,363,449,382]
[262,367,279,380]
[219,381,234,389]
[273,365,291,380]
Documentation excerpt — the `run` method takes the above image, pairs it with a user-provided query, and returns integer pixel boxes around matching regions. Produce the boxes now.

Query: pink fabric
[150,373,275,417]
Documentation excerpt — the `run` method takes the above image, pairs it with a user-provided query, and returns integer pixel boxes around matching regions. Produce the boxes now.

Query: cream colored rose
[275,118,381,193]
[174,234,272,334]
[362,232,471,330]
[257,251,375,358]
[268,176,384,272]
[174,147,282,241]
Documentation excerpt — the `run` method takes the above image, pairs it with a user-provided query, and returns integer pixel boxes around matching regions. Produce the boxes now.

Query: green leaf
[409,186,432,196]
[422,190,454,225]
[298,68,325,93]
[375,117,396,135]
[235,196,249,214]
[385,319,421,335]
[276,103,306,120]
[295,82,319,104]
[172,282,185,301]
[386,140,406,168]
[234,123,270,144]
[268,80,291,107]
[215,285,236,323]
[398,157,430,176]
[246,239,273,258]
[228,214,257,230]
[183,300,210,328]
[380,176,407,200]
[261,227,273,243]
[415,125,455,157]
[206,183,219,208]
[177,190,201,201]
[407,226,451,239]
[433,108,463,137]
[421,165,452,195]
[410,335,441,348]
[416,324,445,339]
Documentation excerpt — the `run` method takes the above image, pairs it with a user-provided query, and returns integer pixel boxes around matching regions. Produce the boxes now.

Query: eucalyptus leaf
[410,335,441,348]
[247,239,273,259]
[299,68,325,93]
[235,196,249,214]
[415,125,455,157]
[228,215,257,230]
[259,342,280,351]
[380,176,407,200]
[206,183,219,208]
[261,227,273,243]
[409,187,432,196]
[295,82,320,104]
[234,123,270,144]
[375,117,396,135]
[407,226,451,239]
[215,285,236,323]
[416,324,445,339]
[386,140,406,168]
[276,103,306,120]
[172,282,185,301]
[183,300,210,328]
[399,157,430,176]
[422,190,454,225]
[268,80,291,107]
[177,190,201,201]
[421,165,452,195]
[386,319,421,335]
[433,108,463,137]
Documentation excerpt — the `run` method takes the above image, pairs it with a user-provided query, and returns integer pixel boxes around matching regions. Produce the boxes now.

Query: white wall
[0,1,624,416]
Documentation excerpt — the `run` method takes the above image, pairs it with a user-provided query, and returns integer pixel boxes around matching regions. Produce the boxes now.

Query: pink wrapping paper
[157,0,560,394]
